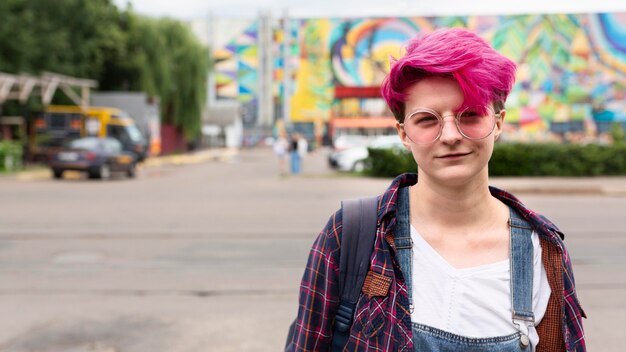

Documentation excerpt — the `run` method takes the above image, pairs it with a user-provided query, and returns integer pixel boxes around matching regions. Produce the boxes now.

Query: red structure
[329,86,395,141]
[160,124,187,154]
[333,86,381,99]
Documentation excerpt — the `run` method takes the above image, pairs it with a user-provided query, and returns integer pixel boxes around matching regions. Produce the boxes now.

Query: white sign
[86,118,100,136]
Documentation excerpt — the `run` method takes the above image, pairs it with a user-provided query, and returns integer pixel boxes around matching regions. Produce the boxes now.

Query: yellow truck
[30,105,148,162]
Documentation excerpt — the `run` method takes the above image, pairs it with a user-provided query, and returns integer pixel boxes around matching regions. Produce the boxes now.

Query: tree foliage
[0,0,210,141]
[0,0,124,78]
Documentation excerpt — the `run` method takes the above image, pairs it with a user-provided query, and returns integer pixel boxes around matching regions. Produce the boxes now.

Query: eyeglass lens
[404,106,496,144]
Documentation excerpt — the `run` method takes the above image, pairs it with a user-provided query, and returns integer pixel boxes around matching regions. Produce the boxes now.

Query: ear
[396,122,412,150]
[494,109,506,141]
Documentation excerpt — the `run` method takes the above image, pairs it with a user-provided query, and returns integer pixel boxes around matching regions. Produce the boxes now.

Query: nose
[438,115,462,144]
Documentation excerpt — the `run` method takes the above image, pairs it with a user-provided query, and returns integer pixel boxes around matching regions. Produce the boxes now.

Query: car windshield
[125,125,144,142]
[68,138,101,151]
[369,136,402,148]
[333,135,369,149]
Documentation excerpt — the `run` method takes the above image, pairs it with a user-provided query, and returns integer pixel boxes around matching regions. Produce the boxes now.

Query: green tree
[157,19,209,140]
[0,0,211,142]
[102,16,209,140]
[0,0,125,78]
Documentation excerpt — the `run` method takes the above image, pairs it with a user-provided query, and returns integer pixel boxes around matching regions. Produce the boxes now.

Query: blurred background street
[2,1,626,351]
[1,148,625,351]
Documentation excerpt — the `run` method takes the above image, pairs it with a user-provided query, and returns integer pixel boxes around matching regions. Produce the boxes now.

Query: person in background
[273,132,289,176]
[297,133,308,160]
[286,28,586,351]
[290,133,308,175]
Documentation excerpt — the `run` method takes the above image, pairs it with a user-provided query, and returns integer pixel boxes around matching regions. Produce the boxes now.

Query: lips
[437,152,471,159]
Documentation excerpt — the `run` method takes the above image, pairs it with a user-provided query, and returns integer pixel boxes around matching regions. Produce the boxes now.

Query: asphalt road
[0,148,624,351]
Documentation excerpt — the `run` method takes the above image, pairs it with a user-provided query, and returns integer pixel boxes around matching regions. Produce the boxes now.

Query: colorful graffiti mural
[215,12,626,141]
[214,20,259,126]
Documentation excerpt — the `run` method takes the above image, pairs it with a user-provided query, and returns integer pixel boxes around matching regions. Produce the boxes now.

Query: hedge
[366,143,626,177]
[0,140,23,172]
[366,147,416,177]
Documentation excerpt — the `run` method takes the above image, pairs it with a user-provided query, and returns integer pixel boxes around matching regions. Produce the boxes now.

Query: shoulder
[312,193,387,257]
[309,208,344,262]
[490,186,565,244]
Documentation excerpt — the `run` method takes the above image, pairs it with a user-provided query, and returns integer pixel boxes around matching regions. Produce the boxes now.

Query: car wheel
[352,160,366,173]
[92,164,111,180]
[52,169,63,179]
[127,163,136,178]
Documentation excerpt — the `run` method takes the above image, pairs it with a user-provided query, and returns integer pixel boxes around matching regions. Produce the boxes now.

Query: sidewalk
[490,176,626,196]
[141,147,238,167]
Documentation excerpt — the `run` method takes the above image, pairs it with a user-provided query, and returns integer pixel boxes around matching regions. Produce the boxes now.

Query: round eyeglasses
[399,105,501,144]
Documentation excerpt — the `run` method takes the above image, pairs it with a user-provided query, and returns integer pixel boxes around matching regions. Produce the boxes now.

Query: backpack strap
[331,196,379,352]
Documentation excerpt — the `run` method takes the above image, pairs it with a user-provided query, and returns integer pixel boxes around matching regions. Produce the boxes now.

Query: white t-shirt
[410,225,551,351]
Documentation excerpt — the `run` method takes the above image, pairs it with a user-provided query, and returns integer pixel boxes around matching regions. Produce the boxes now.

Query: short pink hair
[381,28,517,122]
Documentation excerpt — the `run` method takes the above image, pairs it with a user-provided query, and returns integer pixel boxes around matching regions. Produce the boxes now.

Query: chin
[422,166,489,186]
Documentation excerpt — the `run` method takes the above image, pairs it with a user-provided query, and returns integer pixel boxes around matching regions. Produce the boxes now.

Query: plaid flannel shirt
[287,173,586,351]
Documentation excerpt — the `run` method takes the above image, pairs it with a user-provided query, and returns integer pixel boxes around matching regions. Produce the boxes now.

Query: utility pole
[257,10,274,129]
[206,10,216,106]
[282,9,292,129]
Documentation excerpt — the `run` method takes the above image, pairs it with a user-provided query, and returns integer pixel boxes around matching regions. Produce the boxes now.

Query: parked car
[329,135,404,172]
[33,105,148,162]
[331,135,370,151]
[49,137,137,180]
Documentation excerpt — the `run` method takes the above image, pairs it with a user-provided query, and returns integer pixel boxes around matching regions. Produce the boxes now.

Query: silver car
[329,135,404,172]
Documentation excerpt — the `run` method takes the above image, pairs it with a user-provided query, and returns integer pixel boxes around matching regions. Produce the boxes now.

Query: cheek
[479,139,496,162]
[408,144,428,164]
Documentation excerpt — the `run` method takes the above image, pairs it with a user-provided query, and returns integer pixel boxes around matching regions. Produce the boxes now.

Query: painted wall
[215,13,626,141]
[214,21,259,127]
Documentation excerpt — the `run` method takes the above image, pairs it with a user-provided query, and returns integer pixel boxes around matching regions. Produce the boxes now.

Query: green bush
[609,123,625,145]
[489,143,626,176]
[366,147,417,177]
[365,143,626,177]
[0,140,23,172]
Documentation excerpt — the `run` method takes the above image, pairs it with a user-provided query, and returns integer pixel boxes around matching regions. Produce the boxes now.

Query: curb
[9,148,240,181]
[142,148,238,168]
[491,178,626,196]
[501,186,603,195]
[13,168,51,181]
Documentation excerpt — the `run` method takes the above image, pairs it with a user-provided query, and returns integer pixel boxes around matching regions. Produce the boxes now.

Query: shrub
[366,147,416,177]
[0,140,23,172]
[365,143,626,177]
[609,123,625,145]
[489,143,626,176]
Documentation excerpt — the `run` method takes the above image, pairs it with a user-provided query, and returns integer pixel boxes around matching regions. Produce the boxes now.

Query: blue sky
[113,0,626,19]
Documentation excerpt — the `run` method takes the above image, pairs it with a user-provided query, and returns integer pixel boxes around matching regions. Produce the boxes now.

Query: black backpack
[285,197,379,352]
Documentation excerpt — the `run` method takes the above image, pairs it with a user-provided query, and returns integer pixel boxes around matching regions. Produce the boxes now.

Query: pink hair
[381,28,517,122]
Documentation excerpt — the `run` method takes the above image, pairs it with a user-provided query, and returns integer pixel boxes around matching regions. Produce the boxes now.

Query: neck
[411,171,502,232]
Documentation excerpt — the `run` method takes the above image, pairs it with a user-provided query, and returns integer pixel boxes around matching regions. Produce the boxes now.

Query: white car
[329,135,404,172]
[331,135,370,151]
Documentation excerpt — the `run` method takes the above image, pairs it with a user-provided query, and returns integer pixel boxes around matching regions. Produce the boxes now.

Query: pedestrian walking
[286,28,586,352]
[273,133,289,176]
[290,133,307,175]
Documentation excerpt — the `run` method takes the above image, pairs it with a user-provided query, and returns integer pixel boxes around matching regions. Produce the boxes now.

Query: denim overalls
[394,186,535,351]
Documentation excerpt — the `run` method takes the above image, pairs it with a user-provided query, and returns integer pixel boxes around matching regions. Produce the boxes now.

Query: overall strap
[509,206,535,345]
[332,196,378,352]
[393,186,413,311]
